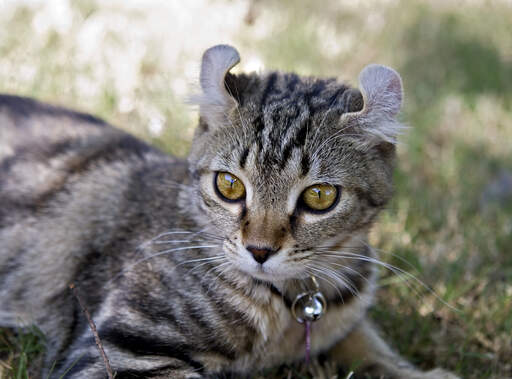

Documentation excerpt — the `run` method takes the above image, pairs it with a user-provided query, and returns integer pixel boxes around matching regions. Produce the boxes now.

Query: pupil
[313,188,321,199]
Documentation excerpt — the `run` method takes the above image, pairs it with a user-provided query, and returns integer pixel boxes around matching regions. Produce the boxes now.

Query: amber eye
[215,172,246,201]
[302,184,338,212]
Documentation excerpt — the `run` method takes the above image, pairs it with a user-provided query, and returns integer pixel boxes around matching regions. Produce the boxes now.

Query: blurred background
[0,0,511,378]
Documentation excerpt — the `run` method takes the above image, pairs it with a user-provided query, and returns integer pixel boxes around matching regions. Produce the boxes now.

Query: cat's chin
[247,270,280,283]
[235,265,300,284]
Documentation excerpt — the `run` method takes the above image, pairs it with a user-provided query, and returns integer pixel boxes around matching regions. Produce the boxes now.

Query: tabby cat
[0,45,458,378]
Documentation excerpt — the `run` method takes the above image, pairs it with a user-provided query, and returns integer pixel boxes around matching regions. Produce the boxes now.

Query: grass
[1,0,511,378]
[0,328,45,379]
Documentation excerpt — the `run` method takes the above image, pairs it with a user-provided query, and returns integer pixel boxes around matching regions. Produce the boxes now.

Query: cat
[0,44,459,379]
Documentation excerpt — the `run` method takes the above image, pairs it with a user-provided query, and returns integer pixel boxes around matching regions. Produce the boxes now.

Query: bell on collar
[303,293,325,321]
[291,276,327,324]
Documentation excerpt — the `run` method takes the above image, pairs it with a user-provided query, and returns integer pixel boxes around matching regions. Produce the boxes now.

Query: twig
[69,283,114,379]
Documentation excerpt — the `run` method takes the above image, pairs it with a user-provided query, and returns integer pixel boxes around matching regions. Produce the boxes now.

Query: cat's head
[187,44,403,285]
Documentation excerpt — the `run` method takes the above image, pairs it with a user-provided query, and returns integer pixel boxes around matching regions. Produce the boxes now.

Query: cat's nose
[246,246,278,264]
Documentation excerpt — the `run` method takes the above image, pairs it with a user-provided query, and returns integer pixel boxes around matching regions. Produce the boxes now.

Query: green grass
[0,328,45,379]
[1,0,511,378]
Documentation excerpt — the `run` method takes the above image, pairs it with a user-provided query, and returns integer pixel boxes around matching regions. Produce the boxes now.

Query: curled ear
[359,64,402,118]
[344,64,405,144]
[193,44,240,129]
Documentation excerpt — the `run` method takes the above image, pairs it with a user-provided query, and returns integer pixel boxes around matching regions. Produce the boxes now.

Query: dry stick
[69,283,114,379]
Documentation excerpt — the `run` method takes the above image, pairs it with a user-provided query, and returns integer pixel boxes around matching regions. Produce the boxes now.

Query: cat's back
[0,94,181,224]
[0,94,110,159]
[0,94,187,328]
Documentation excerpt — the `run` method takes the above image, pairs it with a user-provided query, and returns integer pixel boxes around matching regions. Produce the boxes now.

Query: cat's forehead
[232,71,362,120]
[226,71,363,171]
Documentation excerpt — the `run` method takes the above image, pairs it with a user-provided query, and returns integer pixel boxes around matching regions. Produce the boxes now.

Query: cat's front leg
[327,318,459,379]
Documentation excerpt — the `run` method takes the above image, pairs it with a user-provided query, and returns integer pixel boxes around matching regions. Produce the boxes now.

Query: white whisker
[317,250,459,311]
[312,261,360,299]
[355,238,420,273]
[304,265,345,303]
[153,239,196,244]
[177,255,225,269]
[109,245,221,285]
[313,257,371,285]
[185,256,228,275]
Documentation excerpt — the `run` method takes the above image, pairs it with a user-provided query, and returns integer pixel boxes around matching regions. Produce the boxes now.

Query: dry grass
[1,0,511,378]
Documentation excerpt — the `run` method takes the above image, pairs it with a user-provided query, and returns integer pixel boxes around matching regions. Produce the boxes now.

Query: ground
[0,0,511,378]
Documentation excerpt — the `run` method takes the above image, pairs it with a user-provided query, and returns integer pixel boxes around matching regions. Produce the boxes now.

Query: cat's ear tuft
[193,44,241,129]
[344,64,405,144]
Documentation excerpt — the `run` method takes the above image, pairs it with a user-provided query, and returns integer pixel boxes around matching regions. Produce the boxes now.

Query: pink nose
[246,246,278,264]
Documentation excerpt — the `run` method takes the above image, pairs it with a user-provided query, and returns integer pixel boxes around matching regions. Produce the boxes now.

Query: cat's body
[0,45,457,378]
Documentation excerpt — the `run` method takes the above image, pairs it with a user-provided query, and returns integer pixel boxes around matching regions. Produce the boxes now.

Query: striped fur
[0,45,457,379]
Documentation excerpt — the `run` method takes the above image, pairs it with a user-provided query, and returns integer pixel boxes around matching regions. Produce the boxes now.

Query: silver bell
[303,294,324,321]
[292,291,327,324]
